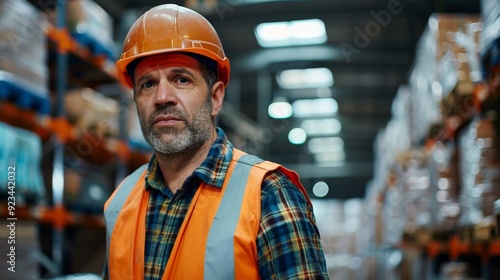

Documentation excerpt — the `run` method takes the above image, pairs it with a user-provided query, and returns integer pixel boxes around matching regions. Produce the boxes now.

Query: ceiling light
[268,101,293,119]
[255,19,327,48]
[292,98,338,118]
[277,67,333,89]
[307,137,344,153]
[314,151,346,166]
[301,118,341,135]
[288,128,307,145]
[314,151,346,161]
[308,136,346,166]
[312,181,329,197]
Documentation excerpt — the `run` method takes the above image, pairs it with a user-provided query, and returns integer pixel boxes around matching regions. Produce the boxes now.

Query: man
[104,4,329,280]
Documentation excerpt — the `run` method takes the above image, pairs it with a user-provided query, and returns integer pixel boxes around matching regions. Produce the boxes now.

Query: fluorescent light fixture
[277,67,333,89]
[308,136,345,166]
[301,118,341,136]
[268,101,293,119]
[314,151,345,161]
[255,19,327,48]
[314,151,346,166]
[288,128,307,144]
[292,98,338,118]
[307,137,344,153]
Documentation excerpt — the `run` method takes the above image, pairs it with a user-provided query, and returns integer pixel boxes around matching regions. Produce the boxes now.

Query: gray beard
[140,98,213,155]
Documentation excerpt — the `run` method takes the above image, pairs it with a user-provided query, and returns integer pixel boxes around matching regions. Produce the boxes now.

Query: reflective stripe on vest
[104,164,148,277]
[205,154,263,280]
[104,154,263,279]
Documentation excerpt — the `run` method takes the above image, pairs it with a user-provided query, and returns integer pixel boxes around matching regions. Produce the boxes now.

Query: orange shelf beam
[46,24,118,81]
[425,235,500,261]
[47,117,75,143]
[0,102,53,141]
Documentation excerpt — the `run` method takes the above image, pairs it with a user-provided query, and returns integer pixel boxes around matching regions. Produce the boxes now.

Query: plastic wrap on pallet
[0,122,46,205]
[0,0,49,113]
[372,84,412,199]
[0,52,48,94]
[0,0,48,63]
[391,85,413,137]
[408,14,481,142]
[0,122,17,186]
[381,170,405,245]
[408,67,442,143]
[480,0,500,65]
[458,117,500,226]
[371,107,411,246]
[364,177,386,247]
[427,141,461,232]
[65,0,117,59]
[14,127,46,202]
[396,147,433,235]
[374,86,413,245]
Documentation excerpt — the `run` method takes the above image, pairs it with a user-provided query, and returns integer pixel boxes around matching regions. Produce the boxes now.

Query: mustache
[148,105,188,124]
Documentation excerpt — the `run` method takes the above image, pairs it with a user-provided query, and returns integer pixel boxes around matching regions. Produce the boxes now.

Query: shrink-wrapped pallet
[427,141,461,232]
[0,0,49,112]
[62,0,117,59]
[458,117,500,229]
[480,0,500,68]
[409,14,481,142]
[396,148,433,235]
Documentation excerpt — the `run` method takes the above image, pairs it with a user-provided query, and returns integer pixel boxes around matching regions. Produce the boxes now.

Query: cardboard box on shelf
[64,87,119,138]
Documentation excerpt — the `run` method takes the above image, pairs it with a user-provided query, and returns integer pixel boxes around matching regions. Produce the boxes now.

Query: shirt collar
[145,127,233,192]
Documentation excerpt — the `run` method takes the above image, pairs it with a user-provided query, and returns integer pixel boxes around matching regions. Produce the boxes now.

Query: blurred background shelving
[0,0,498,279]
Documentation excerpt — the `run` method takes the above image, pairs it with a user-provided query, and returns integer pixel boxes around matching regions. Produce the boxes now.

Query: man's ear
[211,81,225,117]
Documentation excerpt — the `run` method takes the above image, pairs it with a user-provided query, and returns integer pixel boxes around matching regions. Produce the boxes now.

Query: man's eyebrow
[134,67,197,89]
[171,67,195,79]
[135,73,154,88]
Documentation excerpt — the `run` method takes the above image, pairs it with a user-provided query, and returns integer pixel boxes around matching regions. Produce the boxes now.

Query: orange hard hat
[116,4,230,88]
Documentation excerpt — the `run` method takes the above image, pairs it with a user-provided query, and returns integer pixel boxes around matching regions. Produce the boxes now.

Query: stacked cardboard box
[64,87,120,138]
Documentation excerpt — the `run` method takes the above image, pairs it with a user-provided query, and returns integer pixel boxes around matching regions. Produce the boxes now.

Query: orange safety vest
[104,148,310,280]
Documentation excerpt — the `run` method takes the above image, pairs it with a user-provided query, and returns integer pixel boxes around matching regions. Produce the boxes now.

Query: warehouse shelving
[0,0,150,277]
[363,10,500,279]
[46,23,118,87]
[47,0,142,274]
[0,203,105,228]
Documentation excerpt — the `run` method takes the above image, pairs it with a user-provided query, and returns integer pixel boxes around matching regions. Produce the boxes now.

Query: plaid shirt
[144,128,329,279]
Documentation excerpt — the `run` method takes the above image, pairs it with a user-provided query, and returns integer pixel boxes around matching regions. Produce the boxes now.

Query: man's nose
[155,80,178,106]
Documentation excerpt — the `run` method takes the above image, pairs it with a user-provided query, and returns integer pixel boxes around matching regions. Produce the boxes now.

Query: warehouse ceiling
[94,0,480,199]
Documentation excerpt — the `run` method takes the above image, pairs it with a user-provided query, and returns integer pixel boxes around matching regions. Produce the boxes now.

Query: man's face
[133,53,214,155]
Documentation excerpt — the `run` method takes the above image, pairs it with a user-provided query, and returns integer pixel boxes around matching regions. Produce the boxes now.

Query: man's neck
[154,130,217,194]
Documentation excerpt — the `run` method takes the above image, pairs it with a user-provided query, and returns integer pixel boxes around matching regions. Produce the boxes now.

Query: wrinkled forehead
[134,53,201,81]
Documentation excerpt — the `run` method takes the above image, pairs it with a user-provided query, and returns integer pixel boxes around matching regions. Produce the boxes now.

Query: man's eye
[178,77,190,84]
[141,81,155,89]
